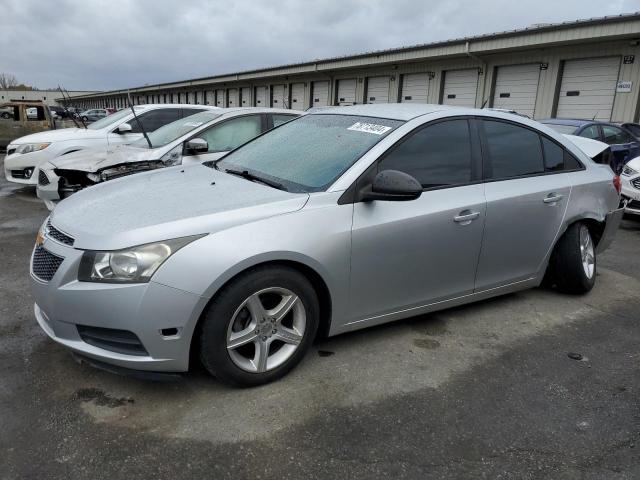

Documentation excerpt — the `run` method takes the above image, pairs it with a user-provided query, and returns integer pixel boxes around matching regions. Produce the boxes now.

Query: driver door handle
[543,193,564,204]
[453,211,480,224]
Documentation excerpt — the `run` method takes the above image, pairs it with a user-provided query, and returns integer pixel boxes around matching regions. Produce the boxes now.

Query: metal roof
[62,12,640,100]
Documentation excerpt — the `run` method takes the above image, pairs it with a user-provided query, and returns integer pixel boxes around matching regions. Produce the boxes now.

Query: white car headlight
[622,165,638,177]
[15,143,51,155]
[159,145,183,166]
[78,235,204,283]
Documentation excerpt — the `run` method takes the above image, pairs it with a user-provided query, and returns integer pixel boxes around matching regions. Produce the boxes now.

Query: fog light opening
[160,327,180,338]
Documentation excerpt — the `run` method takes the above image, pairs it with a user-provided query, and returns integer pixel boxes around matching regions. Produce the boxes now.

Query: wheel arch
[188,258,334,368]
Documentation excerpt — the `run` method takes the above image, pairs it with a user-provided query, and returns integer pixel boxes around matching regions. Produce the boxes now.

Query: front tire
[548,223,596,294]
[199,266,319,387]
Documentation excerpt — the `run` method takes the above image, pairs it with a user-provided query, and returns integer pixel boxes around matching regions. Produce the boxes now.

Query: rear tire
[198,266,319,387]
[548,223,596,294]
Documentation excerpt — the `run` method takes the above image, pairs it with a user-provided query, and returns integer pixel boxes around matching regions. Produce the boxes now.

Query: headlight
[622,165,638,177]
[160,144,183,166]
[78,235,204,283]
[15,143,51,155]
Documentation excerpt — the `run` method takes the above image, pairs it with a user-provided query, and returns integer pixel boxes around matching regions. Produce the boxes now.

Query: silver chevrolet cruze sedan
[31,104,622,386]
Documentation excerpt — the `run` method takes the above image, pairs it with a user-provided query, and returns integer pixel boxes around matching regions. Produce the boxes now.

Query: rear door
[349,118,486,319]
[474,119,571,290]
[182,114,265,164]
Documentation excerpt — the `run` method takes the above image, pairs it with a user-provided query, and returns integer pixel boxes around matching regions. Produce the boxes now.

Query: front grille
[32,246,64,281]
[628,199,640,210]
[38,170,50,185]
[632,178,640,190]
[76,325,148,356]
[46,220,74,246]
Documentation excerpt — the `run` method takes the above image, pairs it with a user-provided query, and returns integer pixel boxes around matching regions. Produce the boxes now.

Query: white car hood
[624,155,640,171]
[563,134,608,159]
[10,126,105,145]
[49,144,156,171]
[50,164,309,250]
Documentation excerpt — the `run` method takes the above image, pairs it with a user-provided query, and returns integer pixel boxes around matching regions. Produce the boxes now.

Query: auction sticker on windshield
[347,122,392,135]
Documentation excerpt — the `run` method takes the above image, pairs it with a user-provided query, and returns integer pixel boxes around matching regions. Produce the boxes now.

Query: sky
[1,0,639,92]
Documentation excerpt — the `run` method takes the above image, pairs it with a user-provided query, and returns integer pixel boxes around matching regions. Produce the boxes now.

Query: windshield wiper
[224,168,287,191]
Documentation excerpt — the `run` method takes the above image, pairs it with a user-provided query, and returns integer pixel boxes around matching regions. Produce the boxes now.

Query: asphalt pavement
[1,156,638,479]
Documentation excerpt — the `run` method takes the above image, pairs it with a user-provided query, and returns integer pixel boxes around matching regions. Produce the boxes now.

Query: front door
[349,118,486,321]
[474,119,571,291]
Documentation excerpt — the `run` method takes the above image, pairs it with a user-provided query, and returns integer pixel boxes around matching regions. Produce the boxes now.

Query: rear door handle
[543,193,564,204]
[453,211,480,225]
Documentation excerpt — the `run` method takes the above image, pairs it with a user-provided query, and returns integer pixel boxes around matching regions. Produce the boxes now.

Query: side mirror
[117,123,132,134]
[185,138,208,154]
[362,170,422,202]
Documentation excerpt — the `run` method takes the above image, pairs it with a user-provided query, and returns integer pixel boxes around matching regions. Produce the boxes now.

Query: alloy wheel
[579,225,595,279]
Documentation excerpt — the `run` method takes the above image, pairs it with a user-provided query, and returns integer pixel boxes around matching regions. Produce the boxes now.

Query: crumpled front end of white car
[620,157,640,215]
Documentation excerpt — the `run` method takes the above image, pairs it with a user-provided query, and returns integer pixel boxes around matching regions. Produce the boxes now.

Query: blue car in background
[540,119,640,173]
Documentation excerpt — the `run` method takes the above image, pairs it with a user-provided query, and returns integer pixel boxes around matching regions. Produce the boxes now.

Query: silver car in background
[36,108,302,210]
[30,104,622,386]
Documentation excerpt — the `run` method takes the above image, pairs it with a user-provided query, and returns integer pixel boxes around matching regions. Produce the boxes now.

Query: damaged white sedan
[36,108,302,210]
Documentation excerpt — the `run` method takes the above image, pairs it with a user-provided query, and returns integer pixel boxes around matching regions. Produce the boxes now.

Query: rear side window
[541,136,582,172]
[130,108,181,133]
[602,125,633,145]
[482,120,544,179]
[379,119,473,188]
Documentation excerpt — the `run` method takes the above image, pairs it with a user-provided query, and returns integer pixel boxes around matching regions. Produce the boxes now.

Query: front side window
[602,125,632,145]
[482,120,544,179]
[129,108,182,133]
[131,111,221,149]
[195,115,263,153]
[215,114,403,192]
[579,125,600,140]
[379,119,472,188]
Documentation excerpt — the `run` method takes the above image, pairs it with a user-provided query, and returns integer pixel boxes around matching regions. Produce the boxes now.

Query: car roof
[309,103,455,121]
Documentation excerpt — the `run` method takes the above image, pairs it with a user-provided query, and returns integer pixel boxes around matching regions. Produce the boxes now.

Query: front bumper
[4,149,52,185]
[30,236,208,372]
[621,175,640,215]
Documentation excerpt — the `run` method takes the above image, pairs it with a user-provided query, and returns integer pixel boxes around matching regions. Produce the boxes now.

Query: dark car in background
[541,119,640,173]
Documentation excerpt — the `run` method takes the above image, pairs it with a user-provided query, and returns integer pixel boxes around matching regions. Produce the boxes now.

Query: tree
[0,73,19,89]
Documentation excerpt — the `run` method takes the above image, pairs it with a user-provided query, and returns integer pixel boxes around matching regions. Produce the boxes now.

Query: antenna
[127,90,152,149]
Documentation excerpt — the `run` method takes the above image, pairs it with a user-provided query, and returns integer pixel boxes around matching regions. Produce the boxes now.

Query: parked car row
[21,103,623,387]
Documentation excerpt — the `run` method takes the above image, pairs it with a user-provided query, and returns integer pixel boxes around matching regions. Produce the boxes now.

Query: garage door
[442,69,479,107]
[254,86,268,106]
[240,87,251,106]
[492,64,541,117]
[227,88,239,107]
[290,83,305,110]
[556,57,621,121]
[272,84,286,107]
[366,76,390,104]
[215,89,225,107]
[311,81,329,106]
[401,73,430,103]
[337,79,357,105]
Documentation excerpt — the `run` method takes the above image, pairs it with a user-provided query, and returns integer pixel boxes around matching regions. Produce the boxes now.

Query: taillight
[613,175,622,194]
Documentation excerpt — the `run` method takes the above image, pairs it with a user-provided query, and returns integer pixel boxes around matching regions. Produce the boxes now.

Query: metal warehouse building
[63,13,640,123]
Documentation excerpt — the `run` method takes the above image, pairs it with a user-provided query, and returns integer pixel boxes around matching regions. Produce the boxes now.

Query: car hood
[625,155,640,171]
[49,144,155,171]
[9,126,104,145]
[50,164,309,250]
[563,134,608,159]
